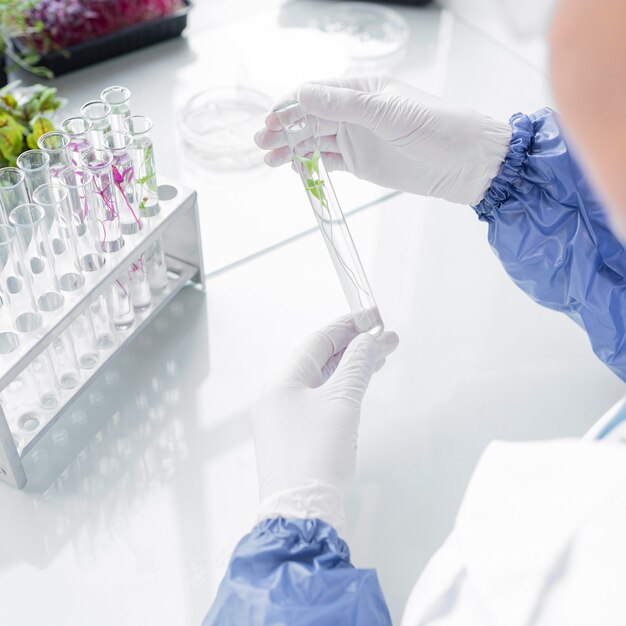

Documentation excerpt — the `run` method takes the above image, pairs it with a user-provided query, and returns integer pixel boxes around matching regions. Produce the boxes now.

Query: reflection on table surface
[0,287,209,567]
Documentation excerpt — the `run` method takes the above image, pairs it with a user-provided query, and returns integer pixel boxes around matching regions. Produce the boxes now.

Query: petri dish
[177,87,271,170]
[316,2,410,63]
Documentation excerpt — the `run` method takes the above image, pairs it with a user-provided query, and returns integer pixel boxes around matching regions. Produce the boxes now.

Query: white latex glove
[254,76,512,205]
[253,315,399,533]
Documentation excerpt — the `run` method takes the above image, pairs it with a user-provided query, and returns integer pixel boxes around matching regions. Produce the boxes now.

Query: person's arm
[474,108,626,381]
[204,518,391,625]
[256,77,626,380]
[203,317,399,625]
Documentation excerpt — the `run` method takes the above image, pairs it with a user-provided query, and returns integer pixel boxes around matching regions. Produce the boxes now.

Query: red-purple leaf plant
[111,155,141,230]
[26,0,183,51]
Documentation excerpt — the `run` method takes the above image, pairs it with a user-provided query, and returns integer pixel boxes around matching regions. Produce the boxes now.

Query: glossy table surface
[2,2,623,624]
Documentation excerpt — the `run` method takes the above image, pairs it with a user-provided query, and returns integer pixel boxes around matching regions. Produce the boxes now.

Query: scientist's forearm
[474,108,626,381]
[203,517,392,626]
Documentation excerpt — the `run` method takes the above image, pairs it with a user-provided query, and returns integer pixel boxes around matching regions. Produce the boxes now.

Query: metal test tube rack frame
[0,178,205,488]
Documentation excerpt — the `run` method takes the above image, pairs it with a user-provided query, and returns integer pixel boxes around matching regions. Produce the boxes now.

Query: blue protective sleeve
[202,518,392,626]
[474,108,626,381]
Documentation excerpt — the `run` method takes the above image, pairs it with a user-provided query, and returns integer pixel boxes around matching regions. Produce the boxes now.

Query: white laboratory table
[1,2,624,625]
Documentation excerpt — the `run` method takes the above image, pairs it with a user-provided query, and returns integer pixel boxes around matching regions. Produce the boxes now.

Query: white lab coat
[401,401,626,626]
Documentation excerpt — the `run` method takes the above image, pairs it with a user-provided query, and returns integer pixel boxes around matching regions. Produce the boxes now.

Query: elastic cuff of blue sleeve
[473,112,534,217]
[251,517,351,560]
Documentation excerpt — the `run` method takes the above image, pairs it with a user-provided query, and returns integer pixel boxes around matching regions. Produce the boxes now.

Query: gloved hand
[254,76,512,205]
[253,315,399,533]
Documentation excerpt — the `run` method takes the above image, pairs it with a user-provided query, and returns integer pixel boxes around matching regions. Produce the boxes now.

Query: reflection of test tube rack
[0,177,205,488]
[273,101,384,336]
[0,287,208,567]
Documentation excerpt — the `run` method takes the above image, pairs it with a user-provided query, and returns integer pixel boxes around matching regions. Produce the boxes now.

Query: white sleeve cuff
[257,481,346,535]
[469,118,513,206]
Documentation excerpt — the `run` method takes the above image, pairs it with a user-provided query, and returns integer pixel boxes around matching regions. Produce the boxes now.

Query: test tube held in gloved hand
[273,100,384,336]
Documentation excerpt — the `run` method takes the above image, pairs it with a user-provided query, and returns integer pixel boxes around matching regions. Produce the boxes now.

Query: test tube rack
[0,178,204,489]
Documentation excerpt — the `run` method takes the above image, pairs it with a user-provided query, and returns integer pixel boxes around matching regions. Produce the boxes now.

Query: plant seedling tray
[10,1,191,77]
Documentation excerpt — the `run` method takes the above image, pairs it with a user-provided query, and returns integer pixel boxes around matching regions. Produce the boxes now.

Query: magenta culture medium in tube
[81,148,124,253]
[104,130,142,235]
[273,100,384,336]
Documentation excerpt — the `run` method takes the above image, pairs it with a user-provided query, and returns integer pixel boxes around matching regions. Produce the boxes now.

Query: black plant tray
[11,0,190,77]
[337,0,432,4]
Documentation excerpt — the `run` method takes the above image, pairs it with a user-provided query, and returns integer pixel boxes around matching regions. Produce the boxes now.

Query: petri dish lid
[177,87,271,170]
[316,2,410,61]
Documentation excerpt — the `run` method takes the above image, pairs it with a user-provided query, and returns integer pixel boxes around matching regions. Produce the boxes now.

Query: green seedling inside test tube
[274,100,384,336]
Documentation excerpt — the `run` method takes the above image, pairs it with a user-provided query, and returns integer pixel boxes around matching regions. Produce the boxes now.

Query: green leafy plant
[295,149,370,302]
[0,0,53,79]
[0,81,64,166]
[135,144,158,212]
[297,150,327,203]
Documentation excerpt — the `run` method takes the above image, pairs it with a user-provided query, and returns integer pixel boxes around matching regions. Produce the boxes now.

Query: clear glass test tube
[81,101,112,149]
[127,254,151,311]
[9,203,64,313]
[61,116,93,164]
[1,373,37,430]
[101,86,131,131]
[69,309,99,369]
[145,236,168,294]
[0,259,20,354]
[109,273,135,330]
[29,348,61,410]
[0,224,42,335]
[16,150,51,200]
[51,332,81,389]
[58,166,105,272]
[104,130,142,234]
[0,226,24,354]
[16,409,43,438]
[37,131,73,179]
[32,182,85,292]
[273,100,384,336]
[123,115,160,218]
[90,292,116,349]
[0,168,29,224]
[81,148,124,253]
